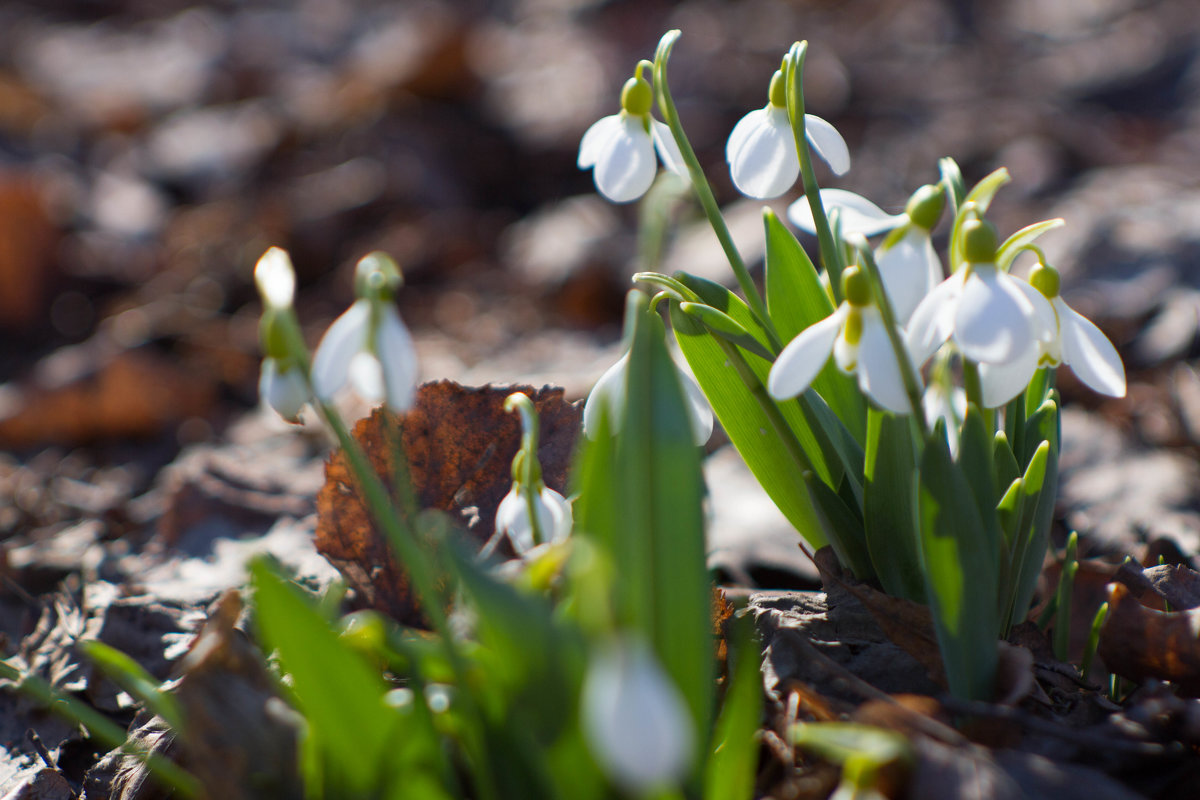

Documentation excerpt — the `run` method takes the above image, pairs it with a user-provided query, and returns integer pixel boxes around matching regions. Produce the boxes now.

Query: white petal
[259,359,308,422]
[979,342,1042,408]
[578,114,622,168]
[804,114,850,176]
[954,268,1034,364]
[1010,278,1059,343]
[727,106,798,199]
[254,247,296,309]
[725,107,768,164]
[538,486,574,544]
[923,383,967,456]
[1056,298,1126,397]
[582,640,694,792]
[856,309,916,414]
[583,353,630,439]
[593,115,657,203]
[877,227,940,325]
[787,188,903,237]
[495,487,534,554]
[651,120,687,177]
[906,272,964,367]
[311,300,371,402]
[677,366,714,445]
[348,351,385,403]
[376,305,419,412]
[768,308,845,400]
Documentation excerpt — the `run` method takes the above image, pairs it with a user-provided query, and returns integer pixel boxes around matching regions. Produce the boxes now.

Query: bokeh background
[1,0,1198,555]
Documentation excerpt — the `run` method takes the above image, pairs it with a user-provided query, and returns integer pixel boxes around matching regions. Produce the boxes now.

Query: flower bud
[768,69,787,108]
[905,184,945,231]
[961,219,998,263]
[255,247,295,310]
[620,75,653,117]
[1028,262,1061,299]
[841,265,871,307]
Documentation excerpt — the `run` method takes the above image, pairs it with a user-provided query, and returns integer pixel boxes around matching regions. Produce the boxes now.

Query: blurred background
[0,0,1197,537]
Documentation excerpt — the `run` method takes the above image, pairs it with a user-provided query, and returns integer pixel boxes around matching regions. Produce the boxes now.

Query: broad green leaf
[1007,438,1059,630]
[957,404,1003,569]
[703,615,762,800]
[804,469,873,579]
[992,432,1020,498]
[918,423,998,701]
[863,409,924,600]
[996,477,1025,552]
[949,168,1011,269]
[997,219,1065,271]
[250,559,445,797]
[677,301,775,362]
[762,209,866,437]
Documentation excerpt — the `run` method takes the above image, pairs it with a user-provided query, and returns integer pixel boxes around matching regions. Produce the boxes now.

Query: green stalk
[505,392,547,547]
[785,41,844,301]
[651,33,781,352]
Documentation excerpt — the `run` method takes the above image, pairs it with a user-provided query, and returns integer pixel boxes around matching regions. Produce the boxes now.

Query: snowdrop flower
[311,253,418,413]
[979,262,1126,407]
[923,380,967,456]
[581,637,694,792]
[254,247,311,423]
[726,65,850,199]
[489,392,574,557]
[583,352,713,445]
[769,265,916,415]
[907,219,1057,388]
[578,65,685,203]
[789,185,946,324]
[494,482,573,556]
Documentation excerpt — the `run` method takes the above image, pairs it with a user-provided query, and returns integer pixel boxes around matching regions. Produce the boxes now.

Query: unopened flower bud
[1028,262,1061,299]
[620,75,653,117]
[961,219,998,263]
[841,266,871,307]
[905,184,945,231]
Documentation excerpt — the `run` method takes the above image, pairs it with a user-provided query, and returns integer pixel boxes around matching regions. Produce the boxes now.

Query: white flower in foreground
[979,263,1126,407]
[583,352,713,445]
[789,185,946,324]
[907,220,1056,391]
[768,265,916,414]
[582,638,694,792]
[578,69,685,203]
[726,68,849,199]
[311,254,418,413]
[495,484,573,555]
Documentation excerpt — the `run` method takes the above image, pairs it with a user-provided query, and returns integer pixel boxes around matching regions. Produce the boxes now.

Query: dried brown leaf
[315,381,580,625]
[1099,581,1200,696]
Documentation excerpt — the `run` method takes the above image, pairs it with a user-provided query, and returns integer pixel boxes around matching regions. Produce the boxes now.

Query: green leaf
[863,409,924,600]
[78,640,184,732]
[992,432,1020,498]
[804,470,873,579]
[1006,438,1059,629]
[957,404,1003,567]
[251,559,439,796]
[938,157,966,214]
[581,290,714,758]
[677,301,775,362]
[762,210,866,437]
[949,168,1011,269]
[703,615,762,800]
[917,423,999,701]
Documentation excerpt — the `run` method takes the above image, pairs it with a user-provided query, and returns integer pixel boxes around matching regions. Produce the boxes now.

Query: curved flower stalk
[907,219,1056,392]
[578,62,685,203]
[311,253,418,413]
[768,265,917,414]
[581,637,694,792]
[727,61,850,199]
[790,185,947,325]
[979,261,1126,407]
[490,393,573,557]
[254,247,310,423]
[583,351,713,445]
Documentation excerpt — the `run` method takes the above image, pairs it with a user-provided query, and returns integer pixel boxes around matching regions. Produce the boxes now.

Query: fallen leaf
[1099,581,1200,696]
[0,172,57,331]
[315,381,580,625]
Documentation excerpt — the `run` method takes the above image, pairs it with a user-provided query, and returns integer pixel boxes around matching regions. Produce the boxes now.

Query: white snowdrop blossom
[979,263,1126,407]
[789,186,946,324]
[254,247,311,423]
[581,638,694,792]
[906,220,1056,399]
[578,69,685,203]
[494,484,573,555]
[258,359,309,423]
[583,352,713,445]
[255,246,296,310]
[727,68,849,199]
[923,380,967,456]
[768,266,916,414]
[311,254,418,413]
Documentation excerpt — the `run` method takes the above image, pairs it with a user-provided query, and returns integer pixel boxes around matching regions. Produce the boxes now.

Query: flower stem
[785,41,844,303]
[652,31,781,353]
[505,392,546,547]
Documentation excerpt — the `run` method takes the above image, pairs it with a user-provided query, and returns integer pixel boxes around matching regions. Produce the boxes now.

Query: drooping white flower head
[310,254,418,413]
[907,219,1056,393]
[578,67,686,203]
[923,379,968,457]
[259,359,309,423]
[726,67,849,200]
[495,484,573,555]
[768,265,917,414]
[789,185,946,325]
[255,246,296,310]
[581,637,694,792]
[979,263,1126,407]
[583,352,713,445]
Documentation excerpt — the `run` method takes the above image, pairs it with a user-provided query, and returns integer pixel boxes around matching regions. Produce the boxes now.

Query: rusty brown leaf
[1099,581,1200,696]
[315,381,580,625]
